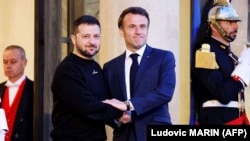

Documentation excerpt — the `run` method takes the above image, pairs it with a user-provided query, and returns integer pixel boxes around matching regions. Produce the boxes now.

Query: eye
[10,60,18,64]
[140,24,147,30]
[3,60,8,65]
[94,34,100,39]
[82,35,90,39]
[128,25,135,30]
[230,21,237,24]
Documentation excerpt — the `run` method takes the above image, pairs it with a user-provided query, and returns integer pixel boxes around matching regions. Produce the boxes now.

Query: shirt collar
[126,44,146,58]
[5,74,26,87]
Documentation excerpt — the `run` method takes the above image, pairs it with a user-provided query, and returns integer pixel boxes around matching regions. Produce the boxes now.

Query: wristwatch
[124,100,132,111]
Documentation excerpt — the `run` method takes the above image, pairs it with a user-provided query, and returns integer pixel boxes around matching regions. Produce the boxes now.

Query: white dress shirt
[125,45,146,100]
[5,74,26,106]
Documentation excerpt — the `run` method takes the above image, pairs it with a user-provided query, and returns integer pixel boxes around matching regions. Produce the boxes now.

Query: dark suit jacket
[103,45,176,141]
[0,77,34,141]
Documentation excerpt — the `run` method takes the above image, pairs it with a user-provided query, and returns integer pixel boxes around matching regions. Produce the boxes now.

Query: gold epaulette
[213,0,228,6]
[195,44,219,69]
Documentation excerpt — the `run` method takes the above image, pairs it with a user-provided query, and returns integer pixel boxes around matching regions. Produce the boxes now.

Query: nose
[135,27,142,34]
[6,62,11,67]
[89,37,96,44]
[4,62,11,69]
[232,22,239,29]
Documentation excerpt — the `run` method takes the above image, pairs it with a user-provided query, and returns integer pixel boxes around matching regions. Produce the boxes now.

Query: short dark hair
[118,6,150,28]
[72,15,101,35]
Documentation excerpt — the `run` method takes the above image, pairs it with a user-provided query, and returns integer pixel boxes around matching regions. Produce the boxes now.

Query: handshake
[103,99,132,124]
[231,43,250,87]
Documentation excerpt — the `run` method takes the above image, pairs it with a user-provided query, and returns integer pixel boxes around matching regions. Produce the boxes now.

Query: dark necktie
[130,53,139,97]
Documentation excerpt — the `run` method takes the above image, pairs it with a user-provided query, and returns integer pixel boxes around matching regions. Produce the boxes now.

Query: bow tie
[5,82,19,87]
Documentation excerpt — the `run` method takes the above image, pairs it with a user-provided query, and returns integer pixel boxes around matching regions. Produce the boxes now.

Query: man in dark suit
[0,45,34,141]
[102,7,176,141]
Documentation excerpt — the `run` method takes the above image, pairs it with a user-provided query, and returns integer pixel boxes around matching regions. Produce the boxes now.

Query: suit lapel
[134,46,153,92]
[0,82,6,100]
[116,53,128,99]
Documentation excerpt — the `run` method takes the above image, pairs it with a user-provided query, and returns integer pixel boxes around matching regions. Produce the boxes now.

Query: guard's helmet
[208,1,241,22]
[207,0,241,42]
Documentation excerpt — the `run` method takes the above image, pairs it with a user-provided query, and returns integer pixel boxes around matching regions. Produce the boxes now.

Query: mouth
[232,30,237,35]
[88,46,97,50]
[229,31,237,38]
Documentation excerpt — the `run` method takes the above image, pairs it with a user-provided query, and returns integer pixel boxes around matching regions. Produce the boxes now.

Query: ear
[210,23,216,32]
[70,35,76,45]
[119,28,124,37]
[23,59,27,67]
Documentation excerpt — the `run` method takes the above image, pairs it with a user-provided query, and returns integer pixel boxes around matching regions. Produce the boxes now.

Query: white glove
[0,131,6,141]
[231,62,250,87]
[0,109,8,141]
[238,44,250,65]
[231,44,250,87]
